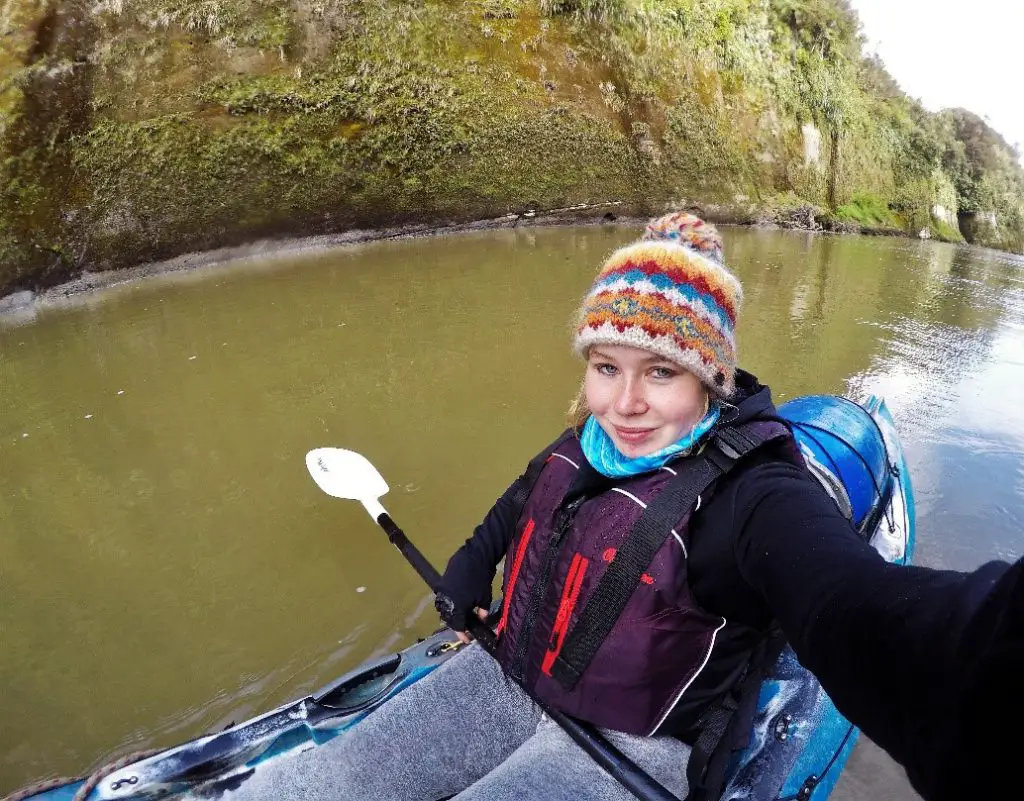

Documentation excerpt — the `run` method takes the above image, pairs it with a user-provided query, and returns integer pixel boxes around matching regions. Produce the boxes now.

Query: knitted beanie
[573,213,742,397]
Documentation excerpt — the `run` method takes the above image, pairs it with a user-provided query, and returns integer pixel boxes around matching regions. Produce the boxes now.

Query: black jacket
[441,374,1022,801]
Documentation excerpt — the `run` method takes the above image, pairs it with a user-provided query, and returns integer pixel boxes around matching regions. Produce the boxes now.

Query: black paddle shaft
[377,513,444,589]
[372,512,681,801]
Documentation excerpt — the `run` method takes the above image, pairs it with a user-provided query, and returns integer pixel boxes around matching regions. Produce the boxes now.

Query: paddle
[305,447,682,801]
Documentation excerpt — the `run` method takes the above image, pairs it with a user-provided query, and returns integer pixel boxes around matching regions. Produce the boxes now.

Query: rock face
[932,205,957,227]
[959,211,1000,246]
[2,0,1023,294]
[1,0,97,290]
[802,123,823,169]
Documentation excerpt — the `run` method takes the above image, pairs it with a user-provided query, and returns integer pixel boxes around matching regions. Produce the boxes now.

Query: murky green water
[2,227,1024,797]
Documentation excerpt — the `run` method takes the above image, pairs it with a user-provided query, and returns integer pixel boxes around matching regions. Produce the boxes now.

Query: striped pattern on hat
[573,233,743,396]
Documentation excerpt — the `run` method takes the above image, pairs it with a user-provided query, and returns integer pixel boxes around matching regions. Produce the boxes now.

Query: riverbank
[0,202,627,321]
[0,202,975,323]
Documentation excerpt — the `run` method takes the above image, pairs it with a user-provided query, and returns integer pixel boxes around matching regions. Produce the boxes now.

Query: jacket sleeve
[436,476,525,619]
[438,430,575,619]
[731,461,1020,801]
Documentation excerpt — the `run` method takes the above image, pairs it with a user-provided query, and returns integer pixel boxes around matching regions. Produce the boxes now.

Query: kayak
[16,394,914,801]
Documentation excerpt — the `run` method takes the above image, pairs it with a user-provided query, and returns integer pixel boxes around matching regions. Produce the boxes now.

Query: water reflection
[847,246,1024,569]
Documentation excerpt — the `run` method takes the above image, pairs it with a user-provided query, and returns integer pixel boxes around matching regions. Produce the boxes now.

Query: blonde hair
[567,380,590,431]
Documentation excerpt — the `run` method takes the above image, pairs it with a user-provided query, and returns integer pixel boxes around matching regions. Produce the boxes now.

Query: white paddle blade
[305,448,390,504]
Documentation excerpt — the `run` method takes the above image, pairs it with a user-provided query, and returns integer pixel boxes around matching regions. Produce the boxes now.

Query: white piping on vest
[551,453,580,469]
[610,487,645,507]
[610,487,687,558]
[660,465,678,475]
[648,616,728,736]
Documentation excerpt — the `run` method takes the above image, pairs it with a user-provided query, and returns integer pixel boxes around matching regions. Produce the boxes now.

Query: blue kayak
[21,395,914,801]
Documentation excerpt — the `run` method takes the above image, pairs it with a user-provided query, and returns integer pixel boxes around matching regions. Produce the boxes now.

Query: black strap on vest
[549,425,772,691]
[685,626,788,801]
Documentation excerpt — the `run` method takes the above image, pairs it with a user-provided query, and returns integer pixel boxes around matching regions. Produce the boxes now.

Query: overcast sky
[850,0,1024,153]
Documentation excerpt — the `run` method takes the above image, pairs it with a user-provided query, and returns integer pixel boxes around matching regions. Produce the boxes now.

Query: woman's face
[584,344,708,458]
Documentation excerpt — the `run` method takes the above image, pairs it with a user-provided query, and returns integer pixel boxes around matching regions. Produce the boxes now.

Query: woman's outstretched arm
[730,461,1020,801]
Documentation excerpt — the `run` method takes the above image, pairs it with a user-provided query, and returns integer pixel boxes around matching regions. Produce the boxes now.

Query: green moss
[114,0,296,49]
[930,218,964,243]
[71,44,642,268]
[764,191,820,214]
[835,192,898,228]
[542,0,626,22]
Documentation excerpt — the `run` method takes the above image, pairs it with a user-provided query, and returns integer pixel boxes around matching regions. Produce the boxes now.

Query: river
[2,225,1023,798]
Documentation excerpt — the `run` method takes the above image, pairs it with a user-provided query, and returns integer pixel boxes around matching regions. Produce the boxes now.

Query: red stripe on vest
[496,518,535,636]
[542,553,589,675]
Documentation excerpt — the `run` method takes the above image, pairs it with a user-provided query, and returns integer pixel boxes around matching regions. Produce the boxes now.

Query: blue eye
[595,363,618,376]
[651,367,676,379]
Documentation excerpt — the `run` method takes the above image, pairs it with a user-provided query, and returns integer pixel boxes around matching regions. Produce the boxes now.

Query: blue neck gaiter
[580,405,721,479]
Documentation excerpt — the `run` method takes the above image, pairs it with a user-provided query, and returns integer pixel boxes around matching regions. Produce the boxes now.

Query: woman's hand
[454,607,490,644]
[434,590,491,639]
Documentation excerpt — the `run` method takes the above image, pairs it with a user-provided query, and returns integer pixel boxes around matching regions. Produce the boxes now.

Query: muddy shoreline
[0,203,633,319]
[0,203,958,323]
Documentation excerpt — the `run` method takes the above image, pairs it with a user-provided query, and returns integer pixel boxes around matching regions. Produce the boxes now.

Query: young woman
[228,214,1017,801]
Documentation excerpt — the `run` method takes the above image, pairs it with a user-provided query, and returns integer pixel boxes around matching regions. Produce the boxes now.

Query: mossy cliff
[3,0,1023,293]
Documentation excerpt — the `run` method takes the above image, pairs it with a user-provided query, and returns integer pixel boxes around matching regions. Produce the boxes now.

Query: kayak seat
[780,396,891,532]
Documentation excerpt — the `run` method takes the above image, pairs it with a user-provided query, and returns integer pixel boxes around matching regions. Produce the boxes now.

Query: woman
[229,214,1016,801]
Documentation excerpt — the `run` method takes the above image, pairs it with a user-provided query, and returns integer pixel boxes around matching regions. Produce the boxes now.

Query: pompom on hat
[643,211,725,264]
[573,212,742,397]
